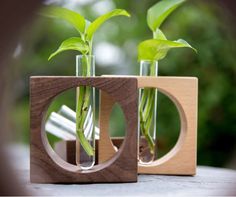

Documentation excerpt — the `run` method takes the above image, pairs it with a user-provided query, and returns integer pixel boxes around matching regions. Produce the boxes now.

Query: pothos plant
[45,7,130,156]
[138,0,196,155]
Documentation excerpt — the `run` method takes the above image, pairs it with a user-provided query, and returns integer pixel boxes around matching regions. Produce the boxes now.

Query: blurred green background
[10,0,236,168]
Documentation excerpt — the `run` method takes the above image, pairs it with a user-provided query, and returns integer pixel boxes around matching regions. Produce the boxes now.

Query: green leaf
[153,28,167,40]
[86,9,130,40]
[48,37,89,60]
[138,38,197,61]
[147,0,186,31]
[42,7,86,34]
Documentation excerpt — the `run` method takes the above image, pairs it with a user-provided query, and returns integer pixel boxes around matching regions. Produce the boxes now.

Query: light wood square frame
[99,76,198,175]
[30,76,138,183]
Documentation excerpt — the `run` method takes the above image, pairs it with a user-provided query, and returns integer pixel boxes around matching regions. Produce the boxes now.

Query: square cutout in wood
[30,77,138,183]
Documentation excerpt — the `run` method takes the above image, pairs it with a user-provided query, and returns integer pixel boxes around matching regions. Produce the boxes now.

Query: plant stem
[139,60,157,154]
[76,54,94,156]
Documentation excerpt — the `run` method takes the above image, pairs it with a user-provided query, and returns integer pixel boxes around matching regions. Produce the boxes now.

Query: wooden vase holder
[30,76,198,183]
[98,76,198,175]
[30,77,138,183]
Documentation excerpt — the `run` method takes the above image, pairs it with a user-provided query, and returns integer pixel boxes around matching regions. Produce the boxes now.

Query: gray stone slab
[8,145,236,196]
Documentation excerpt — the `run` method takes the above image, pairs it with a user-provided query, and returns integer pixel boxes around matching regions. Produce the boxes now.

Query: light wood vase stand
[99,76,198,175]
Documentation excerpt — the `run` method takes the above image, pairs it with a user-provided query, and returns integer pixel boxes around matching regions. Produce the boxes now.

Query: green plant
[45,7,130,156]
[138,0,196,154]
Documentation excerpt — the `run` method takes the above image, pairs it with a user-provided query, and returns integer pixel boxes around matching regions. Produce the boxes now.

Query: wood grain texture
[30,77,138,183]
[99,92,118,163]
[99,76,198,175]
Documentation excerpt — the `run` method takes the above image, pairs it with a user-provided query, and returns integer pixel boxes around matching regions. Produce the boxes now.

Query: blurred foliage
[10,0,236,167]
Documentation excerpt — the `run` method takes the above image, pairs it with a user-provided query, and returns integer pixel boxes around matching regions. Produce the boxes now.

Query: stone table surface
[9,145,236,196]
